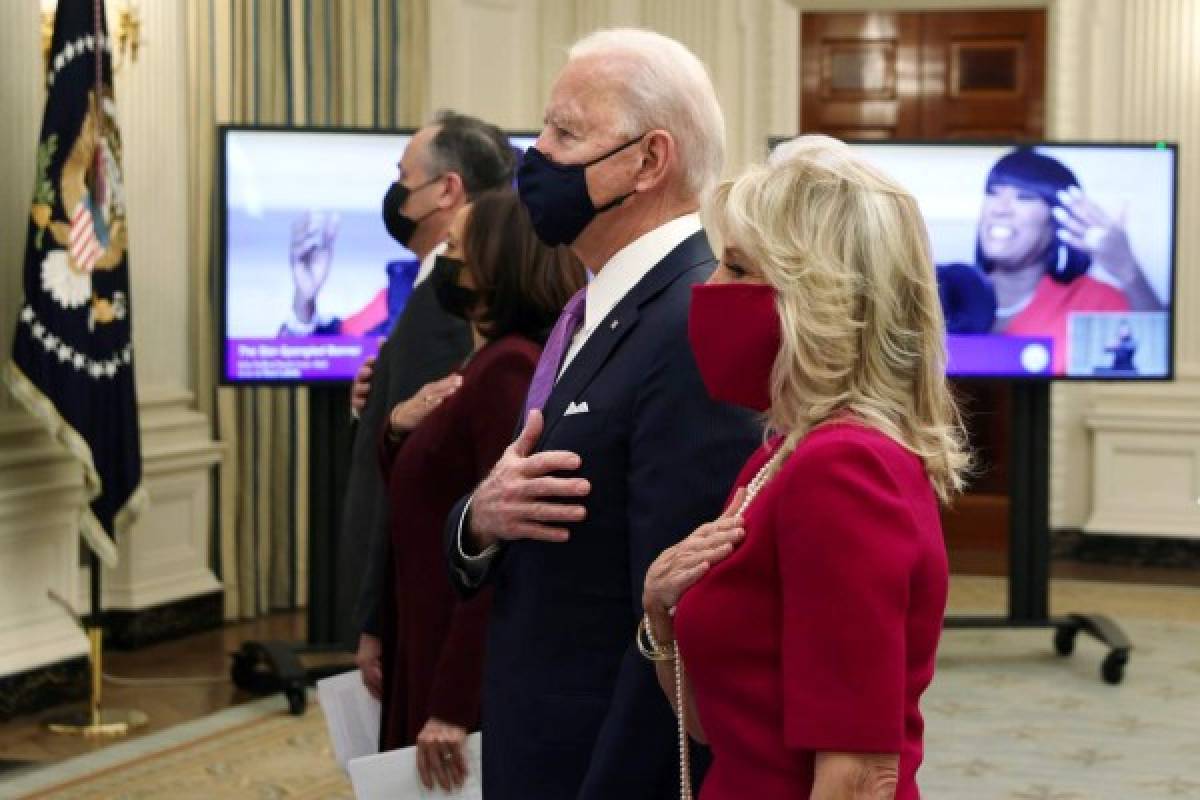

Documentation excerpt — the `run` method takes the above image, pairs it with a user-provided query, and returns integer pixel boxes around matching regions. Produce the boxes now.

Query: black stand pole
[945,381,1133,684]
[230,385,357,715]
[305,384,356,645]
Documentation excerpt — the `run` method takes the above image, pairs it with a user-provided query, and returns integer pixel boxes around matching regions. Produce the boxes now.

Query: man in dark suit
[444,30,760,799]
[332,112,517,697]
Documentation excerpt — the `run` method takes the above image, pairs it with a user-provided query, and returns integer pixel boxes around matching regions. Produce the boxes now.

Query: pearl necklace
[674,451,779,800]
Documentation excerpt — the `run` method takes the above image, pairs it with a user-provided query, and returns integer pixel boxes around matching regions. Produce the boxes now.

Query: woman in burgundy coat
[376,189,585,789]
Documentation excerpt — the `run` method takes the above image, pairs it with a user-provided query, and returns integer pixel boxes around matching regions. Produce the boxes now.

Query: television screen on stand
[218,126,538,386]
[768,138,1177,381]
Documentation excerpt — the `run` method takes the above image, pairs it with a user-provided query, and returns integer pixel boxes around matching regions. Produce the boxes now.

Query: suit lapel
[539,305,640,444]
[538,230,715,446]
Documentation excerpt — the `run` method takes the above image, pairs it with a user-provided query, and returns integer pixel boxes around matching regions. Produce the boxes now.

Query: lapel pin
[610,319,619,330]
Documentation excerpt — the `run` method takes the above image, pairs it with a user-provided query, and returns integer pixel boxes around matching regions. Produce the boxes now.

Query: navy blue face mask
[517,134,645,247]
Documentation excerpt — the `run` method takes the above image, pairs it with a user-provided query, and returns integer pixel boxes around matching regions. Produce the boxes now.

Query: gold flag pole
[44,586,148,737]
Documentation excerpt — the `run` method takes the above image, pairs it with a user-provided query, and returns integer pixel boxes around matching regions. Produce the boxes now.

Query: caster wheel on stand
[1101,650,1128,685]
[1053,625,1078,657]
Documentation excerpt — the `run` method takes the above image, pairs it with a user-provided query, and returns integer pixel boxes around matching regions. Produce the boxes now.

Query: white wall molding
[0,388,222,679]
[100,390,224,611]
[0,418,89,676]
[1084,396,1200,537]
[0,513,89,676]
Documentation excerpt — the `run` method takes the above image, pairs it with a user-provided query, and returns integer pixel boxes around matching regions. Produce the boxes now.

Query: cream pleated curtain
[185,0,429,619]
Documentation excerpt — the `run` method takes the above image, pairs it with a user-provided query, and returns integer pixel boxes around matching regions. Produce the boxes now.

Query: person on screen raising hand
[286,211,341,329]
[934,147,1163,372]
[319,112,518,706]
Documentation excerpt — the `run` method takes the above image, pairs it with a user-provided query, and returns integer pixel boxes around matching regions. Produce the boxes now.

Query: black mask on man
[381,177,439,247]
[431,256,481,321]
[516,134,644,247]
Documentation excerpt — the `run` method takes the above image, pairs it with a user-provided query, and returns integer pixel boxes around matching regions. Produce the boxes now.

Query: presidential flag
[3,0,145,567]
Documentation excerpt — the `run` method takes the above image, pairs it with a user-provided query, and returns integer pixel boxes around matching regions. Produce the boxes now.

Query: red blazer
[675,421,948,799]
[377,334,540,750]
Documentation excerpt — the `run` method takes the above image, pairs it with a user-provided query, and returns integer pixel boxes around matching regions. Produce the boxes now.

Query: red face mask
[688,283,781,412]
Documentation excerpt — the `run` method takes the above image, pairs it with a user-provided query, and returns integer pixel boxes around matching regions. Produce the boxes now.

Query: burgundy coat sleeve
[376,406,410,481]
[425,341,537,728]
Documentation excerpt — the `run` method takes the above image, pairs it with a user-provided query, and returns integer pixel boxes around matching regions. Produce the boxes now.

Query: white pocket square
[564,401,590,416]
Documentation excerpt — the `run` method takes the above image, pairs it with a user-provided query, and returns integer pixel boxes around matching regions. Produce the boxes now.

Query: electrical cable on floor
[102,672,230,687]
[46,589,232,688]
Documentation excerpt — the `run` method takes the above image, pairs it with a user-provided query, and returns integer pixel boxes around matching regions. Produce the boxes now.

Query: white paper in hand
[316,669,381,770]
[347,732,482,800]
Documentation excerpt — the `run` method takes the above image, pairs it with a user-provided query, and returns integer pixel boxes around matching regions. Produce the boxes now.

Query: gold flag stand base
[46,708,149,737]
[45,626,148,737]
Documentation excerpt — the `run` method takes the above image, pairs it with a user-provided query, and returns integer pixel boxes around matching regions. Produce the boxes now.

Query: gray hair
[424,110,517,197]
[568,29,725,200]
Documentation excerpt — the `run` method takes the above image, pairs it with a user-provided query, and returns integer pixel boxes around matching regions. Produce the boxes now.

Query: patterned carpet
[6,697,353,800]
[8,578,1200,799]
[925,621,1200,799]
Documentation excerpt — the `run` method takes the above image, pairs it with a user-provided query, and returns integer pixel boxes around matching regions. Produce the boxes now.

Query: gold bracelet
[636,614,676,662]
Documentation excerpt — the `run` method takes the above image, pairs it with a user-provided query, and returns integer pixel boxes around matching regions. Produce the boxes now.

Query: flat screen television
[218,126,538,385]
[768,139,1177,380]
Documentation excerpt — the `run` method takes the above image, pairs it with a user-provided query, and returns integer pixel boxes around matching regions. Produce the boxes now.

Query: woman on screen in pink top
[640,135,970,799]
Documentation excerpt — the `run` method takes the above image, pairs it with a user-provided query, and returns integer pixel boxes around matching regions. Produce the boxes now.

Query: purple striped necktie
[524,287,587,417]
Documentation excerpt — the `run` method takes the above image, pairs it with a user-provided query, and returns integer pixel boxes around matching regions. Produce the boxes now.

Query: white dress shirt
[455,212,704,572]
[558,212,702,376]
[413,241,445,287]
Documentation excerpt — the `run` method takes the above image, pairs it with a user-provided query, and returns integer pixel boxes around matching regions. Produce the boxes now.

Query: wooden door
[921,11,1045,139]
[800,13,921,140]
[800,9,1046,574]
[801,10,1045,140]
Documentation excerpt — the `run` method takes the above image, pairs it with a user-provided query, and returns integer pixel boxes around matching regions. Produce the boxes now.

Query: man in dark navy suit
[442,29,760,800]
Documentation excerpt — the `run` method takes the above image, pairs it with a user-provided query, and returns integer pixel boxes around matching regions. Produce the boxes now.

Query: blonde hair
[568,29,725,199]
[709,135,969,503]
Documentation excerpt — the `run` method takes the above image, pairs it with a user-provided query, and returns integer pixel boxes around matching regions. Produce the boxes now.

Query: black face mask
[381,177,440,247]
[516,134,645,246]
[431,256,481,321]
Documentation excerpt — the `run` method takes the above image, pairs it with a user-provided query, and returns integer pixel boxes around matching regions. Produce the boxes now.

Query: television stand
[230,386,357,714]
[944,381,1132,684]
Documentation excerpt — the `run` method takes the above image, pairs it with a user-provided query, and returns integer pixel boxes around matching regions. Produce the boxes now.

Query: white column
[0,2,44,415]
[0,0,90,679]
[104,0,225,607]
[113,0,191,396]
[0,3,224,681]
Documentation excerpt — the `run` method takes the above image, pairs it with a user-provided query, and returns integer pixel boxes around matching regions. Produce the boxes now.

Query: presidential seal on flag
[3,0,145,568]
